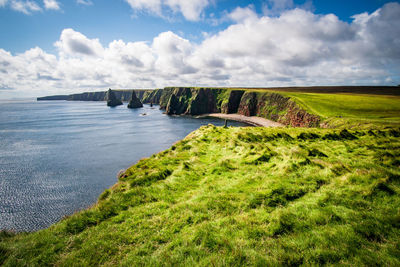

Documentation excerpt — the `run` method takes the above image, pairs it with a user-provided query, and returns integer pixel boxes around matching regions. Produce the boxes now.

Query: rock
[238,92,257,116]
[221,90,245,114]
[106,89,123,107]
[127,91,143,109]
[165,87,192,115]
[187,88,219,115]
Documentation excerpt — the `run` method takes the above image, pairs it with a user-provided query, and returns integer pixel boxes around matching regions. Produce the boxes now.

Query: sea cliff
[37,86,400,128]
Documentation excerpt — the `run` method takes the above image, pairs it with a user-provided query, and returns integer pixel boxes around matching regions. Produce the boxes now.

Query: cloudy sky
[0,0,399,98]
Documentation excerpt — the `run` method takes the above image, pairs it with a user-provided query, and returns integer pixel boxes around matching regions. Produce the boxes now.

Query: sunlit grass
[1,125,399,266]
[282,92,400,128]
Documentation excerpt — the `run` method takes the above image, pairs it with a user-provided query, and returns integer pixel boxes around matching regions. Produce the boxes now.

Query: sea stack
[127,91,143,109]
[106,89,123,107]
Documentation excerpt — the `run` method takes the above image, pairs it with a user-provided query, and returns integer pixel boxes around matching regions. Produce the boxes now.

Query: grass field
[1,125,399,266]
[275,92,400,128]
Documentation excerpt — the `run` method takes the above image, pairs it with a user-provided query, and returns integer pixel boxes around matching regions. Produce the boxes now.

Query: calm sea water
[0,100,246,231]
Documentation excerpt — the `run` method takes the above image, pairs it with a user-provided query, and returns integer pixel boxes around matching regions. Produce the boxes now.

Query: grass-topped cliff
[159,86,400,128]
[37,86,400,128]
[1,125,400,266]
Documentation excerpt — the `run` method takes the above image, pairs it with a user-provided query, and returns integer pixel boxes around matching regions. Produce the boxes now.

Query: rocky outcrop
[106,89,123,107]
[127,91,143,109]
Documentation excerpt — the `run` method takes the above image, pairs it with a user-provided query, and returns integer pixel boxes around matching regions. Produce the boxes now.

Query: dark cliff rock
[37,95,69,101]
[159,87,320,127]
[164,87,223,115]
[106,89,123,107]
[221,90,245,114]
[238,92,258,116]
[127,91,143,109]
[159,88,176,109]
[142,89,163,104]
[165,88,192,115]
[187,88,220,115]
[69,91,106,101]
[38,89,156,103]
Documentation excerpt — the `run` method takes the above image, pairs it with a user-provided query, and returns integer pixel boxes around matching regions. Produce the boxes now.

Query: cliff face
[159,87,320,127]
[142,89,163,104]
[221,90,245,114]
[38,90,159,103]
[69,90,135,102]
[38,87,320,127]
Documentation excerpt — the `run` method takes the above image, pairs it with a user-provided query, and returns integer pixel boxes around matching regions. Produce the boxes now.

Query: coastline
[197,113,284,127]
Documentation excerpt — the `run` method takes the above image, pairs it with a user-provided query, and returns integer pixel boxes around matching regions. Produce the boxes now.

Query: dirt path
[198,113,284,127]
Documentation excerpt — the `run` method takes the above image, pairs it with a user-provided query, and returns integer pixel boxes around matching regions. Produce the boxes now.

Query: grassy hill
[1,125,399,266]
[280,92,400,128]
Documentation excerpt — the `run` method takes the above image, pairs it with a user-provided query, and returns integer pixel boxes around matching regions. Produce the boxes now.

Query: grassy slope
[1,126,399,266]
[278,92,400,128]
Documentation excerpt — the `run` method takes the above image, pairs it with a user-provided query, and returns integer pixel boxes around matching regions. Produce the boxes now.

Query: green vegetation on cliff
[1,126,399,266]
[281,92,400,128]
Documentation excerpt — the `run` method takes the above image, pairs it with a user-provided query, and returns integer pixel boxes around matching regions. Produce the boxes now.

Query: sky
[0,0,399,98]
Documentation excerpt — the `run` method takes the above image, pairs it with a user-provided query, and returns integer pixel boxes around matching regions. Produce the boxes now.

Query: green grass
[1,125,400,266]
[280,92,400,128]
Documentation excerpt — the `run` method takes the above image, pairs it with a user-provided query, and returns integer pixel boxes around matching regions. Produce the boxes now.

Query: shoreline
[197,113,284,127]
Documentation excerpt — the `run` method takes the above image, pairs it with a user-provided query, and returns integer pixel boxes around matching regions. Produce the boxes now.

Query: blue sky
[0,0,400,98]
[1,0,398,53]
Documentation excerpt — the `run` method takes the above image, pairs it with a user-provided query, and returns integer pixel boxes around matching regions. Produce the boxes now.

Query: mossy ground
[1,125,400,266]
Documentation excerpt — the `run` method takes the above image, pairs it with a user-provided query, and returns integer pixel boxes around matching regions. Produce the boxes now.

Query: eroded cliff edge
[38,87,320,127]
[160,87,320,127]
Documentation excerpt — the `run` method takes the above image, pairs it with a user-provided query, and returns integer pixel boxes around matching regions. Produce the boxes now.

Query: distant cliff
[37,89,160,103]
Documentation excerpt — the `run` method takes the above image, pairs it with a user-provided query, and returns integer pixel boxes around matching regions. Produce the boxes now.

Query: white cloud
[10,0,41,14]
[43,0,59,10]
[76,0,92,6]
[1,2,400,98]
[228,6,258,23]
[124,0,209,21]
[54,29,104,57]
[0,0,8,7]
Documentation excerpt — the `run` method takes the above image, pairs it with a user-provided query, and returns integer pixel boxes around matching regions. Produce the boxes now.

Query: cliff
[160,87,320,127]
[37,89,158,103]
[37,87,321,127]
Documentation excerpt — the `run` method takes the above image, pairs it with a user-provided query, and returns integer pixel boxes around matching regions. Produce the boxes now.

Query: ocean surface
[0,100,246,231]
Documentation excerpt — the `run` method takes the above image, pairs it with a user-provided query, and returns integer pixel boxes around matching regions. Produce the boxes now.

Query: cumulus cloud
[124,0,209,21]
[1,2,400,98]
[43,0,59,10]
[228,6,258,23]
[54,29,104,57]
[10,0,41,14]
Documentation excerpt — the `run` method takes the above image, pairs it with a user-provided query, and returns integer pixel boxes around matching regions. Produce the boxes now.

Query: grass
[1,125,399,266]
[277,92,400,128]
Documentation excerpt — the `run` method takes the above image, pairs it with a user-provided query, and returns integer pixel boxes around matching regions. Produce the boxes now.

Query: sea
[0,100,246,232]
